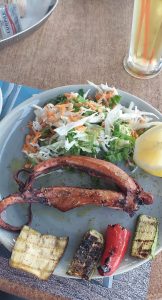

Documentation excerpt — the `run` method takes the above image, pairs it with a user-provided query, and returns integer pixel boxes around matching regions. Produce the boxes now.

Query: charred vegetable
[9,226,68,280]
[98,224,131,276]
[67,229,104,279]
[131,214,158,259]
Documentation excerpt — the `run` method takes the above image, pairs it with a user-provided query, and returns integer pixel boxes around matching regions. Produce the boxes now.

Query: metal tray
[0,0,58,49]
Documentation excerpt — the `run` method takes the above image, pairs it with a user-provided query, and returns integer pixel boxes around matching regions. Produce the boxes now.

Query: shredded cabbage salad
[23,81,161,166]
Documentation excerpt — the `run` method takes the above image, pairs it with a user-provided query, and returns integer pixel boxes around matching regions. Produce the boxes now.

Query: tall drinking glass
[124,0,162,79]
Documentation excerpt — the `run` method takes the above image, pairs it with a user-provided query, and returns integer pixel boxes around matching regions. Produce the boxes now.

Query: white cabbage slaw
[23,82,161,165]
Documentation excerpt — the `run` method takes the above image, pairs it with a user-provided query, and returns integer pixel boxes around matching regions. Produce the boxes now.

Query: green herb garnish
[109,95,121,108]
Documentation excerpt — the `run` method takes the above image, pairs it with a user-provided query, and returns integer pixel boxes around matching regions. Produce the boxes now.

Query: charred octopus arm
[0,194,34,231]
[0,156,154,231]
[0,188,126,231]
[15,156,153,212]
[32,187,126,211]
[17,156,139,193]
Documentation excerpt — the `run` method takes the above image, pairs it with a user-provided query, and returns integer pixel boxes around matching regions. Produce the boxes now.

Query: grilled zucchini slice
[67,229,104,279]
[131,215,158,259]
[9,226,68,280]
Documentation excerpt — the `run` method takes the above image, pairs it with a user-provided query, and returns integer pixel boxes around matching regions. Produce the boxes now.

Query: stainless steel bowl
[0,0,58,49]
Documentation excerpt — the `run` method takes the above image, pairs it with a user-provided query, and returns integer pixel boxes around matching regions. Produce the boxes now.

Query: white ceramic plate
[0,84,162,278]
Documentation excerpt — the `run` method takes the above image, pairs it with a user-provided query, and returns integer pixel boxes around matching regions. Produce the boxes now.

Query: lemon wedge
[133,124,162,177]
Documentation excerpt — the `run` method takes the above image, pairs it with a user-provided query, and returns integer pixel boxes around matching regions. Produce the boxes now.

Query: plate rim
[0,83,162,278]
[1,84,162,126]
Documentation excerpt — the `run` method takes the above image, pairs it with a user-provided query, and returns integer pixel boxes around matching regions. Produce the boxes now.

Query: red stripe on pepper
[98,224,131,276]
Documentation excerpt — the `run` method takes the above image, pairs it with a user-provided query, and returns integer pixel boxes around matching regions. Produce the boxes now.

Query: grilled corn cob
[9,225,68,280]
[131,214,158,259]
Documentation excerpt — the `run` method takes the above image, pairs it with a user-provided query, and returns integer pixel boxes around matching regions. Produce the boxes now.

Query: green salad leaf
[78,89,84,97]
[105,121,135,163]
[109,95,121,108]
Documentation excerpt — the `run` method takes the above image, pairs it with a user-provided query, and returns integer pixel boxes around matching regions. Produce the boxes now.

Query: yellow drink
[124,0,162,78]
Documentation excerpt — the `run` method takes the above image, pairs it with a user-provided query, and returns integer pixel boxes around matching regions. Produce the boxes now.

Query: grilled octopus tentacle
[21,156,139,193]
[16,156,153,213]
[14,169,33,193]
[0,187,127,231]
[1,156,154,231]
[0,194,35,231]
[33,187,127,211]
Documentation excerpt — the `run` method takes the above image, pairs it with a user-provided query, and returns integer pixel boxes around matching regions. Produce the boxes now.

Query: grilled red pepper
[98,224,131,276]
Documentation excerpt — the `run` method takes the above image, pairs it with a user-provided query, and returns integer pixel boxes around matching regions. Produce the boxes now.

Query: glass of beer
[124,0,162,79]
